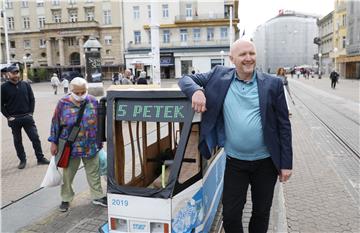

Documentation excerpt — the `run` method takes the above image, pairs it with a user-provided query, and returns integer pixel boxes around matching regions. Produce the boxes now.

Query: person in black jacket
[136,71,148,85]
[1,63,49,169]
[330,70,339,89]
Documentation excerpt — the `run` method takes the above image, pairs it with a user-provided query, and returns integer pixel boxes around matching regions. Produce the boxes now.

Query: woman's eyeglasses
[10,71,19,74]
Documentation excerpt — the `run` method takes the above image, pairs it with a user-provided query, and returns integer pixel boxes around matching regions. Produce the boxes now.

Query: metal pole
[23,56,28,81]
[3,0,11,64]
[229,6,233,48]
[150,1,160,85]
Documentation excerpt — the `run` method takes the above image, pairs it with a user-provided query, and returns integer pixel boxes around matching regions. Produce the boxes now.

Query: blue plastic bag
[98,149,107,176]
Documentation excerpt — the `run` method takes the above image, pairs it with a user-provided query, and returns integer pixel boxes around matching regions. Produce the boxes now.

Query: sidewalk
[3,77,360,233]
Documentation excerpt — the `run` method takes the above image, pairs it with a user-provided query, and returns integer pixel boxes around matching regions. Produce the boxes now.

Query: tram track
[291,89,360,161]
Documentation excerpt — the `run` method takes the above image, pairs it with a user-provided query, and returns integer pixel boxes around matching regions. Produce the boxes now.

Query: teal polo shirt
[223,72,270,161]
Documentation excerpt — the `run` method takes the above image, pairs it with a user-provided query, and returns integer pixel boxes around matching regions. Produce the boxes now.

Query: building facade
[318,11,334,75]
[343,0,360,79]
[330,0,347,77]
[253,10,318,74]
[122,0,239,79]
[3,0,124,78]
[3,0,238,81]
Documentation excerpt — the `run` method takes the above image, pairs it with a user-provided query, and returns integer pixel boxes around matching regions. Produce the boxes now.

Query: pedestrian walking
[112,73,119,85]
[122,69,133,85]
[276,67,293,116]
[136,71,148,85]
[1,63,50,169]
[61,78,69,94]
[51,73,60,95]
[179,39,293,233]
[330,70,339,89]
[48,77,107,212]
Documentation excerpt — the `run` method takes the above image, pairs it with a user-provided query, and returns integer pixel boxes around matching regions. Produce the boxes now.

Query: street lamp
[220,50,224,66]
[318,53,322,79]
[23,55,28,82]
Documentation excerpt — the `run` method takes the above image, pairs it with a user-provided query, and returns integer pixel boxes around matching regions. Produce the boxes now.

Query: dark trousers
[8,115,44,162]
[222,156,278,233]
[331,79,337,89]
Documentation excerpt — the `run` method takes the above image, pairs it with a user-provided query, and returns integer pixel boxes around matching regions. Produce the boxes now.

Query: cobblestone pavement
[283,78,360,232]
[2,77,360,233]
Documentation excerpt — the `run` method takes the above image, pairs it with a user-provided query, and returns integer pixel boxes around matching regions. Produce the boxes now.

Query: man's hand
[50,142,58,156]
[192,90,207,113]
[279,169,292,182]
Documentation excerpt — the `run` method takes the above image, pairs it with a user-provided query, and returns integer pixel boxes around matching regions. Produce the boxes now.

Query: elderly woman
[48,77,106,212]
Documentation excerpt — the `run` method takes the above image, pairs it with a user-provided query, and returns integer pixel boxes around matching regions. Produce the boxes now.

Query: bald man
[178,39,292,233]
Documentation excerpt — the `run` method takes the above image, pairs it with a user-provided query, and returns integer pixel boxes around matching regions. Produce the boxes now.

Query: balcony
[127,39,229,51]
[175,13,231,23]
[43,21,100,31]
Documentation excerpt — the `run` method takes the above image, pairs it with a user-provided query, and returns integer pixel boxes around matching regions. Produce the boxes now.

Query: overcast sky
[238,0,335,36]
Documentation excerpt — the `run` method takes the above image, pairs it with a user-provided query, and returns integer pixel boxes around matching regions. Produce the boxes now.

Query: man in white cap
[1,63,50,169]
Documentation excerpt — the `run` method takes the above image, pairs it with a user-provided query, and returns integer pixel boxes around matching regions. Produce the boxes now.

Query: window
[207,28,214,41]
[134,31,141,44]
[342,14,346,26]
[24,40,31,48]
[41,52,46,58]
[163,30,170,43]
[106,49,110,55]
[220,27,228,40]
[38,16,45,29]
[104,35,112,45]
[103,10,112,25]
[53,10,61,23]
[342,36,346,48]
[186,4,192,17]
[36,0,44,7]
[21,0,28,8]
[147,5,151,18]
[148,31,151,44]
[7,17,15,30]
[162,4,169,18]
[68,37,78,46]
[68,10,78,22]
[133,6,140,19]
[39,38,46,48]
[23,17,30,29]
[180,29,188,42]
[85,8,94,21]
[52,0,59,5]
[193,28,200,41]
[10,41,16,48]
[5,0,13,9]
[181,60,192,75]
[11,54,16,59]
[68,0,76,4]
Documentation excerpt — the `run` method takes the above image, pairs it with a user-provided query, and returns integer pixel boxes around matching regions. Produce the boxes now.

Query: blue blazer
[178,66,293,170]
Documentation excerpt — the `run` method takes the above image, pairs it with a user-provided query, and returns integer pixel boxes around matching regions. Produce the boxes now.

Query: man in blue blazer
[178,39,292,233]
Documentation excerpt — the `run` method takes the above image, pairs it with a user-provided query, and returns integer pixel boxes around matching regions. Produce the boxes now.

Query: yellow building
[3,0,124,79]
[330,0,347,77]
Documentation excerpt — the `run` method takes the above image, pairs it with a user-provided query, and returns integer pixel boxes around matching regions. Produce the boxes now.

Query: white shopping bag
[40,156,63,188]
